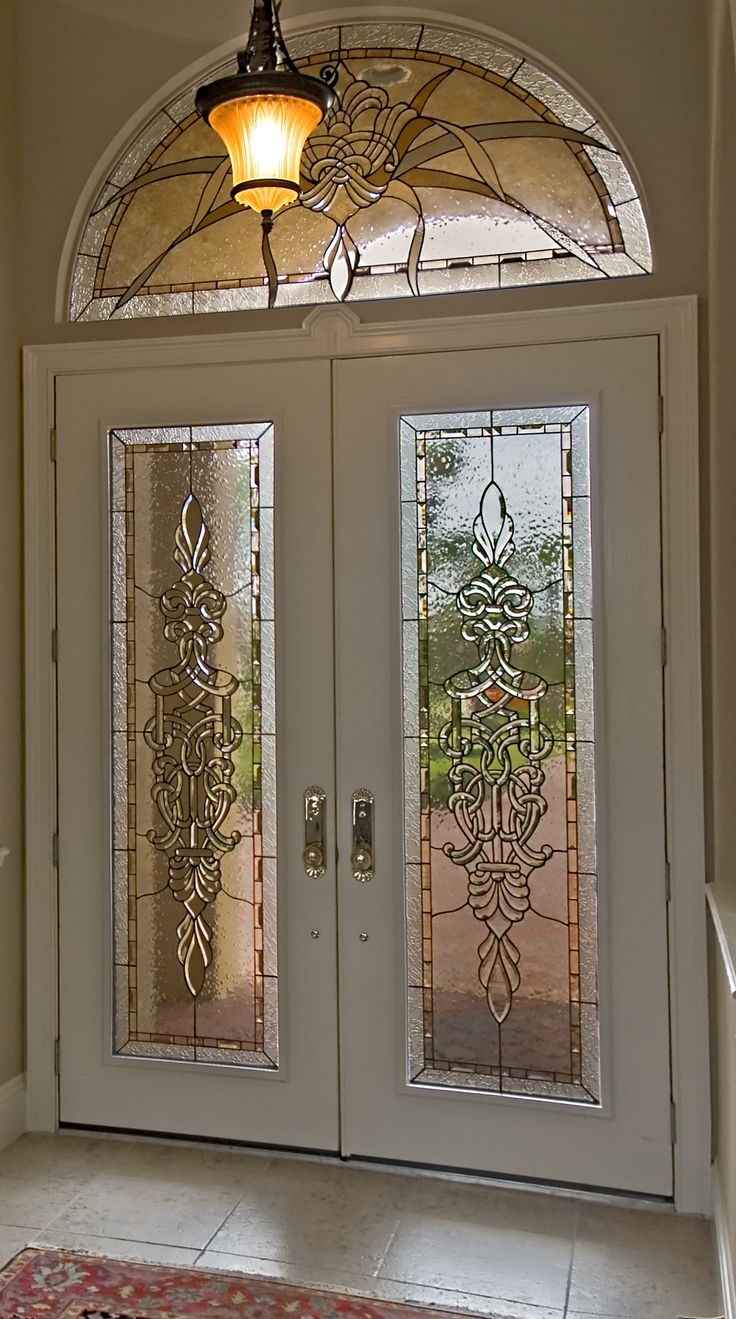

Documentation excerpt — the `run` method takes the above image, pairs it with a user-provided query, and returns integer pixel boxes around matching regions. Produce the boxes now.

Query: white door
[56,358,340,1149]
[55,334,671,1195]
[333,337,672,1196]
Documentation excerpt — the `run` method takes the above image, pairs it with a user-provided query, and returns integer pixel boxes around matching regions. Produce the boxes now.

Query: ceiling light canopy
[196,0,335,220]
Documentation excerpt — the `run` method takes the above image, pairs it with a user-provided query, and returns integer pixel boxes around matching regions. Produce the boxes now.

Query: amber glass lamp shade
[208,93,324,216]
[196,0,334,221]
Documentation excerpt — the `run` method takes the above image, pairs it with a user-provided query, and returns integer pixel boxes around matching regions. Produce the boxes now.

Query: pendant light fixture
[196,0,335,306]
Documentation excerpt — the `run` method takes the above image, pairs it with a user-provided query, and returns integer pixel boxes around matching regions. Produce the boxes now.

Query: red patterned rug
[0,1249,483,1319]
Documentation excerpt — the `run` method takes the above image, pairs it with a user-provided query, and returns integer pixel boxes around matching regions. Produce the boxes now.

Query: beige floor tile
[84,1135,272,1187]
[568,1202,720,1319]
[207,1161,404,1273]
[194,1252,382,1293]
[30,1230,200,1267]
[195,1251,564,1318]
[379,1219,573,1310]
[0,1134,96,1229]
[0,1137,719,1319]
[32,1134,275,1250]
[394,1177,579,1238]
[47,1172,243,1251]
[0,1225,32,1269]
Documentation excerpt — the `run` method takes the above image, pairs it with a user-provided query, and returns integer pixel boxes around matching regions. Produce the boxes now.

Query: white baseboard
[0,1073,26,1152]
[714,1163,734,1319]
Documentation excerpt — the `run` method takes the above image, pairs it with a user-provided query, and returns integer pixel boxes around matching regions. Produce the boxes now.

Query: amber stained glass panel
[69,23,650,322]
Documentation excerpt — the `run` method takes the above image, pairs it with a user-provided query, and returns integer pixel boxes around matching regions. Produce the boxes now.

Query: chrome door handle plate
[352,789,375,882]
[304,787,327,878]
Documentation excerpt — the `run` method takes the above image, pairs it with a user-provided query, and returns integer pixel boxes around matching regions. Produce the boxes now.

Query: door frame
[23,295,707,1212]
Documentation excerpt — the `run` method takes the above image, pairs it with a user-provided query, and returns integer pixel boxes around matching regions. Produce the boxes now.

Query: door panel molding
[24,295,706,1210]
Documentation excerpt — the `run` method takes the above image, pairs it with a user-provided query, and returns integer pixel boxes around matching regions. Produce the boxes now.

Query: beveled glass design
[68,23,650,321]
[110,423,278,1067]
[401,408,599,1103]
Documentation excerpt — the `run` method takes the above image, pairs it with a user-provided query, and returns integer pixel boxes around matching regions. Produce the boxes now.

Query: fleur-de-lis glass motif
[440,481,554,1023]
[144,494,243,998]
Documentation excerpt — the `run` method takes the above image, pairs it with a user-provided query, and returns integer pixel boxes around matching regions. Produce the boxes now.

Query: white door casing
[23,299,708,1210]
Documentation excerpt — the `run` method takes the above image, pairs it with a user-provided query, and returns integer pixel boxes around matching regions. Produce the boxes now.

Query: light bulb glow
[209,94,323,215]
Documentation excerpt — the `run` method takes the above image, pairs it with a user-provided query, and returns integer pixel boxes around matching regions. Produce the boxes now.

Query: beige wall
[709,0,736,890]
[709,0,736,1269]
[0,0,23,1088]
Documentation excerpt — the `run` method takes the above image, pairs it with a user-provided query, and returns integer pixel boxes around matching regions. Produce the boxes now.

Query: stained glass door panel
[56,360,338,1148]
[334,340,672,1194]
[109,424,278,1067]
[401,409,597,1102]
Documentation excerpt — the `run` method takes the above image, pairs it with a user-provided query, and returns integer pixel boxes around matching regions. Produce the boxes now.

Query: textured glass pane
[419,26,523,79]
[614,197,653,272]
[342,22,423,50]
[109,423,278,1069]
[70,26,648,324]
[513,64,596,131]
[401,407,599,1103]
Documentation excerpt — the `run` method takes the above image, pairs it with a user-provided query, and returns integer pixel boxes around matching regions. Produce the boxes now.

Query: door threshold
[58,1122,673,1211]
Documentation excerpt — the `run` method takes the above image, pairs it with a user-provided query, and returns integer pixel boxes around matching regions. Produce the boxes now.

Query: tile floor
[0,1133,722,1319]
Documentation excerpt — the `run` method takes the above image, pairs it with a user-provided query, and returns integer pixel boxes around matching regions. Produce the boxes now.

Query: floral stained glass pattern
[69,23,650,321]
[110,423,278,1068]
[401,408,599,1103]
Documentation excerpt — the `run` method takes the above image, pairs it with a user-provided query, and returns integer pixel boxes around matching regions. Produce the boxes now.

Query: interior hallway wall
[709,0,736,1265]
[0,0,23,1088]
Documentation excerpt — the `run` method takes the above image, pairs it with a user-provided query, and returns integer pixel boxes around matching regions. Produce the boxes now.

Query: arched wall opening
[59,10,653,324]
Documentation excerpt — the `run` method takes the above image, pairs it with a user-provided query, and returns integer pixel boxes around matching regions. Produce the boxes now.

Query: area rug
[0,1249,481,1319]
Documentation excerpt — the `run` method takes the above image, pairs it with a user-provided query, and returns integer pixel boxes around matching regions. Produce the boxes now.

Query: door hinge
[670,1100,677,1144]
[50,427,57,464]
[53,1038,60,1076]
[658,395,665,436]
[661,626,668,668]
[52,833,59,868]
[665,860,672,904]
[51,630,58,664]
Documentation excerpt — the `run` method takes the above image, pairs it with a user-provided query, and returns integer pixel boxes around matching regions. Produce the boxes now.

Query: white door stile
[333,337,671,1194]
[55,358,339,1149]
[23,298,708,1210]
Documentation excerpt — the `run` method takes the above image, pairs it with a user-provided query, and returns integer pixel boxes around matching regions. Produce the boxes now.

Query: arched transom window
[68,20,651,321]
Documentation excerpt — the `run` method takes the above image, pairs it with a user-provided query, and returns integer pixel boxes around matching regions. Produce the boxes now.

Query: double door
[56,333,673,1195]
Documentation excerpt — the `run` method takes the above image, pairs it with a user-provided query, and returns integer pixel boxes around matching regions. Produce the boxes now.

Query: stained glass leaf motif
[402,411,600,1104]
[69,24,651,320]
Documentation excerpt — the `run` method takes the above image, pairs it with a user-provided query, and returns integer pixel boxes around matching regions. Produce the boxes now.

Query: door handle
[352,789,375,882]
[303,787,327,878]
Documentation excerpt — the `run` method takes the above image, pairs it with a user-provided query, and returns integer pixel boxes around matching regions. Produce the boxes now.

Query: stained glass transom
[110,423,278,1068]
[401,407,600,1103]
[69,22,650,321]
